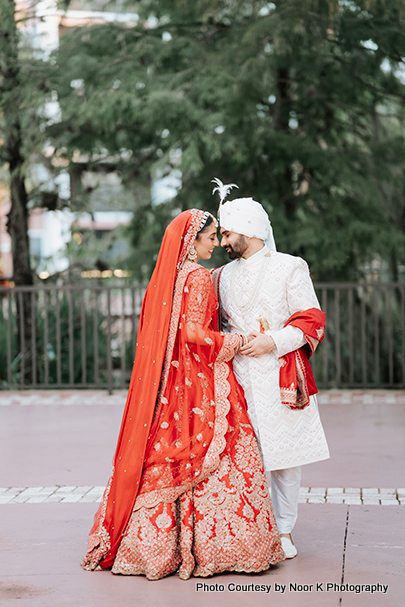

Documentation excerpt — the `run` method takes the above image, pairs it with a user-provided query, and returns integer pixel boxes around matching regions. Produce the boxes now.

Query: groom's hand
[240,331,276,357]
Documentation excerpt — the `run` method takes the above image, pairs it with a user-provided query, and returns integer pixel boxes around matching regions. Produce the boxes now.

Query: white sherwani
[216,245,330,472]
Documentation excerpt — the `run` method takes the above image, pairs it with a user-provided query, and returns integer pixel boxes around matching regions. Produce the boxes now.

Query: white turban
[219,197,276,251]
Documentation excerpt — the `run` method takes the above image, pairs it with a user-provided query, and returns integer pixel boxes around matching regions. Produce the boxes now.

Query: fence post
[93,290,99,387]
[68,290,74,385]
[6,291,12,386]
[31,291,37,386]
[81,289,87,386]
[374,287,380,386]
[348,288,354,385]
[44,290,49,386]
[334,289,341,387]
[401,287,405,386]
[107,288,113,395]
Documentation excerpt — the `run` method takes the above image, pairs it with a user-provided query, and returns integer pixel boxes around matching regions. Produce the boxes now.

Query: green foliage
[0,288,133,387]
[0,2,50,163]
[126,201,179,281]
[46,0,405,280]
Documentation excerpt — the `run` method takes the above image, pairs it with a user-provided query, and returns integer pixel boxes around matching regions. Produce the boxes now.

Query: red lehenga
[81,209,284,580]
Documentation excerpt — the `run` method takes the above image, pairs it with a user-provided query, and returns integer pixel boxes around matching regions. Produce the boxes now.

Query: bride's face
[193,225,219,261]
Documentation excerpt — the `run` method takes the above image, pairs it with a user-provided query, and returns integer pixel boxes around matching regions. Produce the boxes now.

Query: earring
[187,246,198,262]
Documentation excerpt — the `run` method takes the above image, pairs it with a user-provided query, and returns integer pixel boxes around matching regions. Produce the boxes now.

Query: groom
[212,193,329,559]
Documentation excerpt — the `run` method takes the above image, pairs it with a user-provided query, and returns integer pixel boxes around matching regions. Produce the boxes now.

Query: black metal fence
[1,282,404,391]
[0,284,146,392]
[313,283,405,389]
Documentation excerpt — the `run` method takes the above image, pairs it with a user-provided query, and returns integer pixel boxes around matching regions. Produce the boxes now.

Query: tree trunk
[7,132,33,287]
[7,134,34,377]
[2,0,34,381]
[275,66,296,221]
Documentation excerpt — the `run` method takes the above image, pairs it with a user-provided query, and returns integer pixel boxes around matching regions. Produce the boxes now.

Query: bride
[82,209,285,579]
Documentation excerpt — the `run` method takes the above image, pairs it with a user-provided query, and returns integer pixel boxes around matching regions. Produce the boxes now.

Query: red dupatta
[279,308,326,410]
[83,209,205,570]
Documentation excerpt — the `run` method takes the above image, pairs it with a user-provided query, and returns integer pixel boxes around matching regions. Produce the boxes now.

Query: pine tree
[0,0,33,287]
[49,0,405,280]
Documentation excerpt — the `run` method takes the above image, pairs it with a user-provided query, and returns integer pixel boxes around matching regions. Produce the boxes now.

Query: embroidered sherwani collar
[239,245,270,268]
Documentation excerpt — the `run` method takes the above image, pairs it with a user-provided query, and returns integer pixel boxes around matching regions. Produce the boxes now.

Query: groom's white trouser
[267,466,302,534]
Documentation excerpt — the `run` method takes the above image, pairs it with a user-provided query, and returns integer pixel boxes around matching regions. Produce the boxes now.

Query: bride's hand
[240,331,276,357]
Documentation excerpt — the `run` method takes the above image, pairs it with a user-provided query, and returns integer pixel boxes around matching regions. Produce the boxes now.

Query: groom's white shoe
[281,536,298,559]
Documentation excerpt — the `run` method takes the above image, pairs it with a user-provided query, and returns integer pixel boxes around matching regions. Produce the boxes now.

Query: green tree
[0,0,40,365]
[49,0,405,281]
[0,0,66,372]
[0,0,34,288]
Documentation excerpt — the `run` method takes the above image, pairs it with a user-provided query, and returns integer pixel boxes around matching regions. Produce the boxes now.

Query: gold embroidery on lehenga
[95,265,285,579]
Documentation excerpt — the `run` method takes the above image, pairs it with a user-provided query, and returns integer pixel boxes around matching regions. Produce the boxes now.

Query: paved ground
[0,389,404,607]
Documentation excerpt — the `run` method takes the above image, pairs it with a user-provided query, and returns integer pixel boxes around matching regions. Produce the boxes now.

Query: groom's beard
[224,235,248,260]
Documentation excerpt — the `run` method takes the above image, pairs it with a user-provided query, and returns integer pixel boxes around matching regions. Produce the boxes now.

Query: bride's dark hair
[196,214,214,239]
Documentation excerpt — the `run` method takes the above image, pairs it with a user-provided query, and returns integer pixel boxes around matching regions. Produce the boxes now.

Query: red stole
[278,308,325,410]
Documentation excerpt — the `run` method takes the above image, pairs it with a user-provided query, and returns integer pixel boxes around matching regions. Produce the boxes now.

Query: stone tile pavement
[1,387,405,407]
[0,389,404,607]
[0,485,404,505]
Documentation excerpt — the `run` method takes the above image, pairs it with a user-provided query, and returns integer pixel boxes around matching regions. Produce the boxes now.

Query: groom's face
[220,229,249,260]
